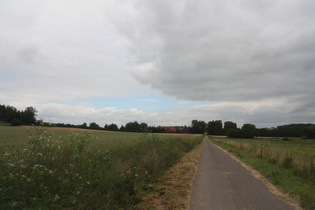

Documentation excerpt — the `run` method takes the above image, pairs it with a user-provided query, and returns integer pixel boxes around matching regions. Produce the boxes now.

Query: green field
[0,126,202,209]
[211,137,315,209]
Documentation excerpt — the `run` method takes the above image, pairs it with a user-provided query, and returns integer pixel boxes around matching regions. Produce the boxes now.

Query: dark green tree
[21,107,37,125]
[140,122,149,132]
[191,120,206,134]
[5,106,20,123]
[81,123,88,128]
[125,121,140,132]
[108,123,118,131]
[241,123,256,138]
[89,122,101,130]
[224,121,237,133]
[207,120,223,135]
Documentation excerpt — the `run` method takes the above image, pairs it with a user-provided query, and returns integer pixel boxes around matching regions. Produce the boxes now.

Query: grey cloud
[0,1,140,105]
[1,0,314,127]
[113,0,315,103]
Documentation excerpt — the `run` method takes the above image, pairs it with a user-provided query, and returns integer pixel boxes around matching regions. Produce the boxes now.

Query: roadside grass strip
[211,137,315,210]
[133,139,203,209]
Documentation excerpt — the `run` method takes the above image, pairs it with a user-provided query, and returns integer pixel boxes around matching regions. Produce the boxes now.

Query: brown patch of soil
[131,141,204,209]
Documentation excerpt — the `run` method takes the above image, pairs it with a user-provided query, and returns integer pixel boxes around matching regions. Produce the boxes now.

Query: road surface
[190,137,295,210]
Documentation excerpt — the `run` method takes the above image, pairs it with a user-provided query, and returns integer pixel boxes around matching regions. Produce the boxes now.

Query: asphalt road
[190,137,295,210]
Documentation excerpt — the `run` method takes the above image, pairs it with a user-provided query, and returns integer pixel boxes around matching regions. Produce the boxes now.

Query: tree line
[191,119,315,139]
[1,104,314,139]
[0,104,37,126]
[39,121,189,134]
[50,119,315,139]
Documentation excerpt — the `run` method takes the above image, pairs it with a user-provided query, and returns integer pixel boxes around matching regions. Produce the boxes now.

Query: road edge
[210,138,302,210]
[131,138,204,209]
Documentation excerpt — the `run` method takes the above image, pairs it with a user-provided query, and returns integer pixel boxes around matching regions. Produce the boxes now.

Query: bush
[282,137,291,141]
[227,129,254,139]
[11,119,22,126]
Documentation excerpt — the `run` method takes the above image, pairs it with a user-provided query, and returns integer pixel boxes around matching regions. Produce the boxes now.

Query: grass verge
[132,139,203,209]
[211,138,315,210]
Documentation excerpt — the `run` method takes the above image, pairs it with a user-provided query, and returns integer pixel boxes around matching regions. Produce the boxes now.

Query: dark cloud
[113,0,315,104]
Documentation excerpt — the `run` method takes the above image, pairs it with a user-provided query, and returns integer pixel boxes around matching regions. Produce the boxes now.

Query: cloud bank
[1,0,314,127]
[114,0,315,102]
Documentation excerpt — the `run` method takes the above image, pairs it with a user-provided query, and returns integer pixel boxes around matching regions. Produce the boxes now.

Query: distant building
[157,126,190,133]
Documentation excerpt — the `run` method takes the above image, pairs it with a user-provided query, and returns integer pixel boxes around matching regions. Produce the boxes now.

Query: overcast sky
[1,0,314,128]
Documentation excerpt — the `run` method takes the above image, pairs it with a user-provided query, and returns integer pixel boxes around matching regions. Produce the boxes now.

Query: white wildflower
[8,163,15,167]
[54,194,60,201]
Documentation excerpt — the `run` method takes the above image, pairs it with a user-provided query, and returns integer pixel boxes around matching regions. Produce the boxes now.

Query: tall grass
[214,138,315,183]
[0,128,201,209]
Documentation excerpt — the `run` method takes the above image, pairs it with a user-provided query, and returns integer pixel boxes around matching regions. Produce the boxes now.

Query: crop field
[211,137,315,209]
[0,126,202,209]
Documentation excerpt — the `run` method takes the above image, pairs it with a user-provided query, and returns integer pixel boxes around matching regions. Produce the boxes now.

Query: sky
[1,0,315,128]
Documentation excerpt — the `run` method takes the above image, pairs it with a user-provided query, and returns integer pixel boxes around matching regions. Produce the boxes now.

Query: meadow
[0,126,202,209]
[211,137,315,209]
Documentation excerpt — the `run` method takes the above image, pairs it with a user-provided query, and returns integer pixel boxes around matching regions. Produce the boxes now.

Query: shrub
[227,129,254,139]
[282,137,291,141]
[11,119,22,126]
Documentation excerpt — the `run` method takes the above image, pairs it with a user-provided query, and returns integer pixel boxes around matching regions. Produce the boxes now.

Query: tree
[191,120,206,134]
[89,122,101,130]
[276,124,313,137]
[207,120,223,135]
[226,123,256,139]
[224,121,237,133]
[4,105,20,123]
[241,123,256,138]
[21,107,37,125]
[108,123,118,131]
[125,121,140,132]
[140,122,149,132]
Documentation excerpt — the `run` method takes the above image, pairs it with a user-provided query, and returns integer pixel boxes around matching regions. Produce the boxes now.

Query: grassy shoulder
[211,138,315,210]
[132,139,203,209]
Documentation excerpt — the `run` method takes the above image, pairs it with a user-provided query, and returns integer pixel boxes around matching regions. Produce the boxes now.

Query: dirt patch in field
[212,139,302,210]
[131,141,204,210]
